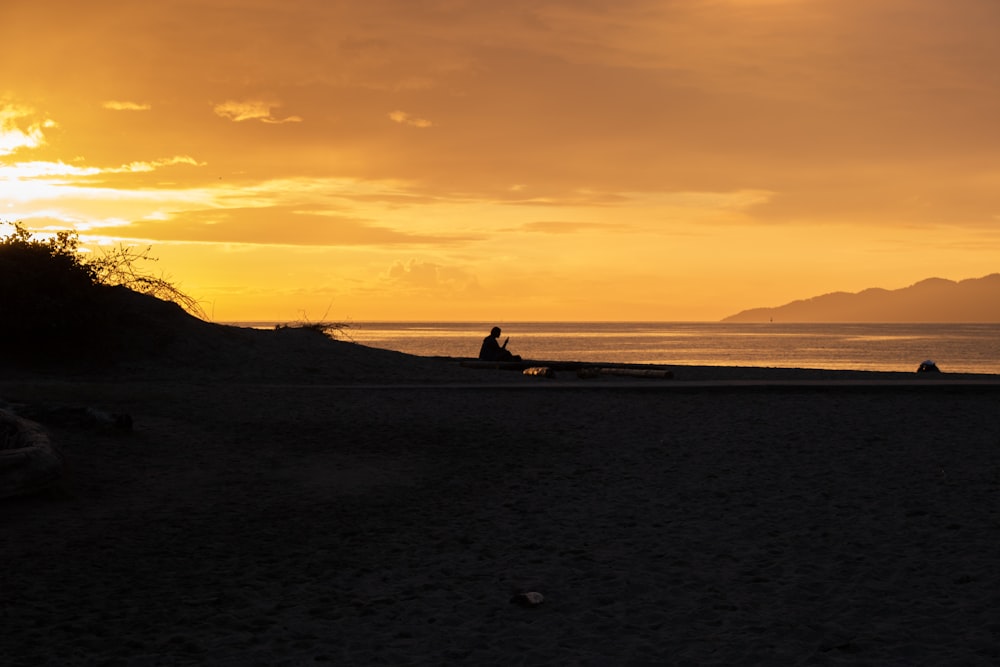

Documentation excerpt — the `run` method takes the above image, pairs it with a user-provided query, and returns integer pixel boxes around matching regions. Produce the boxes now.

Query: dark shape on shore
[479,326,522,362]
[722,273,1000,323]
[510,591,545,607]
[918,360,941,373]
[14,404,133,432]
[0,409,64,499]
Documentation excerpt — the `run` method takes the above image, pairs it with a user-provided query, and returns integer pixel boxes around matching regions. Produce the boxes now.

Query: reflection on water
[236,322,1000,374]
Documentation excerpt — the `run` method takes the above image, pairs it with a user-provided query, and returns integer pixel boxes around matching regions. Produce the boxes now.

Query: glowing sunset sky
[2,0,998,321]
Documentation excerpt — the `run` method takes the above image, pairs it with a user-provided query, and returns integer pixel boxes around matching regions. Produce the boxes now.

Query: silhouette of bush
[0,222,201,362]
[0,223,103,355]
[274,319,351,341]
[87,243,206,319]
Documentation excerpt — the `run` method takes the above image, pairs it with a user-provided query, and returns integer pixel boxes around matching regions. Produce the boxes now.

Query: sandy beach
[3,328,1000,665]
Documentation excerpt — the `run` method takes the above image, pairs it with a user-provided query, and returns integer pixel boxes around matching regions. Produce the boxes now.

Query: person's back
[478,326,520,361]
[479,333,503,360]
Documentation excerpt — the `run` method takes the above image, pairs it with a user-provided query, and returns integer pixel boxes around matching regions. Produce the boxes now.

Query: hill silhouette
[0,285,475,382]
[0,223,449,381]
[723,274,1000,323]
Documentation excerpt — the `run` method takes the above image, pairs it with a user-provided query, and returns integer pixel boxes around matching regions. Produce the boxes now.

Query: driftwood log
[0,409,64,499]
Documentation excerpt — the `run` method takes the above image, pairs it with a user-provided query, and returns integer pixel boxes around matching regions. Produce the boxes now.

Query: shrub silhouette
[0,222,201,361]
[0,224,103,355]
[87,242,206,320]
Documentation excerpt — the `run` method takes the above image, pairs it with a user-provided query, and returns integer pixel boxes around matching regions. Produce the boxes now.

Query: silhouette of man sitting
[479,326,522,362]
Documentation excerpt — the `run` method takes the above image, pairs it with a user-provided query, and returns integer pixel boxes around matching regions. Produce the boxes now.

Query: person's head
[490,326,502,338]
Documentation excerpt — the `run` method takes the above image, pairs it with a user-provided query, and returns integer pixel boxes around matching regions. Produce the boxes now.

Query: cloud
[1,156,202,181]
[109,156,203,173]
[213,100,302,124]
[102,100,151,111]
[0,160,99,180]
[385,259,479,290]
[0,103,54,156]
[388,110,433,128]
[85,207,481,247]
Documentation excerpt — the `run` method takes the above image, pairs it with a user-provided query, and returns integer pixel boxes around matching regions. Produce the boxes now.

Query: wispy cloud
[1,156,202,180]
[0,160,98,179]
[213,100,302,124]
[388,110,433,128]
[102,100,151,111]
[110,156,203,173]
[0,103,55,156]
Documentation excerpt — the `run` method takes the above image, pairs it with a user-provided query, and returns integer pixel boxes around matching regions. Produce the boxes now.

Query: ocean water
[326,322,1000,375]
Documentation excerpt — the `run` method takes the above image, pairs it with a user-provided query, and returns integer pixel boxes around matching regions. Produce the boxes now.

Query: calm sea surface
[274,322,1000,375]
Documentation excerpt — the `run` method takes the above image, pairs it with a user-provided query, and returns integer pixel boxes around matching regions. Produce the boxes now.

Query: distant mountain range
[723,273,1000,323]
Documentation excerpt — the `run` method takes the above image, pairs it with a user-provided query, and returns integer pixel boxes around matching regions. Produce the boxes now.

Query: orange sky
[2,0,998,321]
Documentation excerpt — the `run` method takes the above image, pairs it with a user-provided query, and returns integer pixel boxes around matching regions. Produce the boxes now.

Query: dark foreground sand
[3,333,1000,665]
